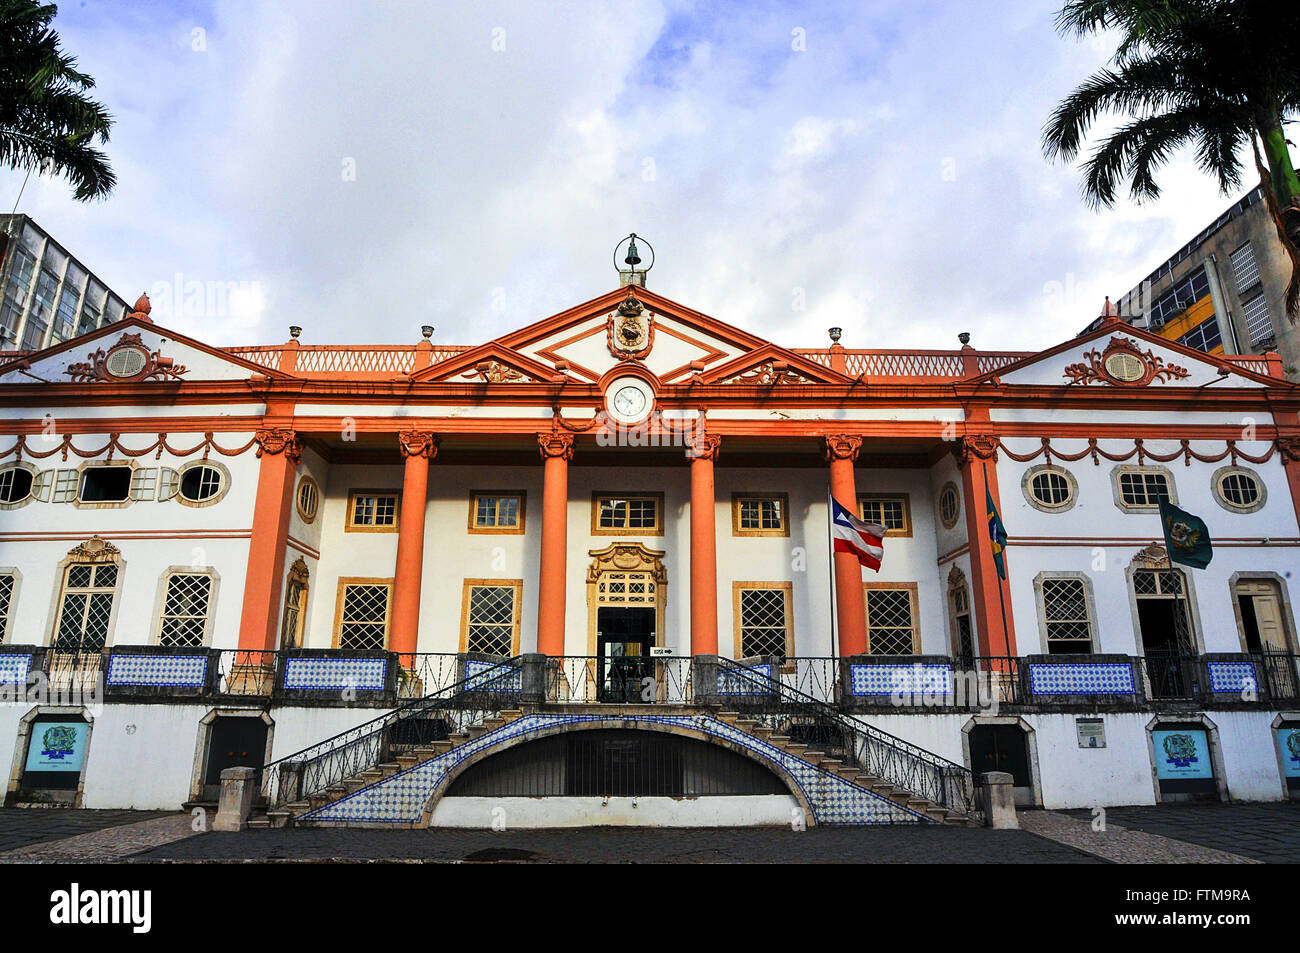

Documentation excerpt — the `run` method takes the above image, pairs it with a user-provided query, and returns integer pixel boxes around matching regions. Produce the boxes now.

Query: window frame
[1021,464,1079,514]
[152,567,219,648]
[0,463,37,510]
[50,556,123,652]
[1111,465,1178,513]
[1033,572,1097,655]
[331,577,393,649]
[459,578,523,656]
[1229,572,1297,654]
[862,582,920,655]
[731,581,795,664]
[857,493,912,537]
[937,482,961,530]
[0,568,20,644]
[1210,465,1266,514]
[590,491,665,537]
[174,460,231,508]
[280,558,310,650]
[74,461,136,509]
[468,490,527,535]
[344,488,401,533]
[295,476,320,523]
[730,492,791,538]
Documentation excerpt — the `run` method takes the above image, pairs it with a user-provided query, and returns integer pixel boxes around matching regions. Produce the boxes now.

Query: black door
[596,607,654,703]
[969,725,1031,789]
[203,717,269,797]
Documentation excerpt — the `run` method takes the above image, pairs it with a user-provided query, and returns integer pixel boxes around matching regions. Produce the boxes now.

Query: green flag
[1159,500,1213,569]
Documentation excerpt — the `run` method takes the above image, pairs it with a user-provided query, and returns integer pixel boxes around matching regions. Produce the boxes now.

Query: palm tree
[0,0,114,201]
[1043,0,1300,318]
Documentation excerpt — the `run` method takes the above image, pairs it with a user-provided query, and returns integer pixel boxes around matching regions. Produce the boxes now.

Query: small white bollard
[980,771,1019,829]
[213,766,257,832]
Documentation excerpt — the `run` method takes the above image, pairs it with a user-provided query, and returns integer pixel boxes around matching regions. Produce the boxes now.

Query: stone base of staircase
[252,704,978,830]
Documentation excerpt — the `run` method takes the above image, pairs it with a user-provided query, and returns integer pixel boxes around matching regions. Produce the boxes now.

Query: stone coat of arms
[608,291,654,360]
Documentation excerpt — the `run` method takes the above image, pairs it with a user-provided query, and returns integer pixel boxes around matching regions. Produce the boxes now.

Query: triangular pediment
[696,343,850,385]
[437,286,848,385]
[975,321,1284,390]
[415,343,561,384]
[0,316,297,385]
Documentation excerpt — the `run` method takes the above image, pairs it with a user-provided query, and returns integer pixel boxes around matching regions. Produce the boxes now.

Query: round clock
[606,377,653,424]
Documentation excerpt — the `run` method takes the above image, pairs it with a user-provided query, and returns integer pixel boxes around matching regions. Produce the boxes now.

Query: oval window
[1216,470,1261,509]
[938,483,960,528]
[105,346,148,378]
[297,477,319,522]
[1103,351,1144,382]
[1028,469,1073,508]
[0,467,34,504]
[179,465,224,503]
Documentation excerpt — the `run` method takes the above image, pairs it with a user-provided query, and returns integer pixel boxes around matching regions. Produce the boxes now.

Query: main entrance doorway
[586,543,667,703]
[597,607,654,702]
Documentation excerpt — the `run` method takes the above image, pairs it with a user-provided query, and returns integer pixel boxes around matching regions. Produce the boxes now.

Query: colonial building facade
[0,279,1297,828]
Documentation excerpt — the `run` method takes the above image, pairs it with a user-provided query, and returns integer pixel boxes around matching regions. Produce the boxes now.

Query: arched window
[947,567,975,664]
[52,537,122,653]
[281,559,310,650]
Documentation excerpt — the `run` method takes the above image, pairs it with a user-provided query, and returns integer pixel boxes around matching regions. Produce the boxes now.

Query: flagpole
[826,482,839,661]
[982,460,1012,658]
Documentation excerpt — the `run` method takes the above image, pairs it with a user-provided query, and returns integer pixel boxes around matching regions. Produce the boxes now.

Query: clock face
[614,385,647,417]
[606,377,653,423]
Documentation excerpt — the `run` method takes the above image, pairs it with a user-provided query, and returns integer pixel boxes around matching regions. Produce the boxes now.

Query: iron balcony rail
[259,657,523,808]
[712,657,977,816]
[545,655,694,704]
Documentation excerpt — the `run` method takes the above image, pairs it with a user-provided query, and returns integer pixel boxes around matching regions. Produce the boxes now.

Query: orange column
[1274,411,1300,531]
[954,436,1017,657]
[536,431,574,656]
[237,429,300,651]
[826,435,867,656]
[390,430,438,661]
[689,434,721,655]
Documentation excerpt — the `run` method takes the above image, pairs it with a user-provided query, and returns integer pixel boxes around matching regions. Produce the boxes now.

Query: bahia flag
[1159,499,1213,569]
[986,486,1008,580]
[830,498,886,571]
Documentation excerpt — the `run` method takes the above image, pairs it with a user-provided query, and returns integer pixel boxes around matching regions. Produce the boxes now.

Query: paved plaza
[0,805,1293,863]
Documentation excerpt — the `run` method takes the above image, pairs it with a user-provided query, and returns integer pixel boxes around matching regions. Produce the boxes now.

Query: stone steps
[263,702,978,829]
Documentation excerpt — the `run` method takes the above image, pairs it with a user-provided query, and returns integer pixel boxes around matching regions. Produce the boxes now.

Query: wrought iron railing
[545,655,694,704]
[259,657,523,808]
[962,656,1026,706]
[1135,653,1199,700]
[712,658,977,816]
[43,650,104,698]
[213,650,277,696]
[1256,652,1300,701]
[394,653,464,699]
[778,657,839,703]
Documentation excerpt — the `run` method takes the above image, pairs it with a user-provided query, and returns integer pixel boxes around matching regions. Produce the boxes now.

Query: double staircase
[252,656,980,828]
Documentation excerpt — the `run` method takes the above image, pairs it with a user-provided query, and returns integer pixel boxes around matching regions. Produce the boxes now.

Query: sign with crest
[607,291,654,360]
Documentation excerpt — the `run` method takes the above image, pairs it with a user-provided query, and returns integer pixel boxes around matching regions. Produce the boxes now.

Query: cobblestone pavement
[0,814,199,863]
[0,809,173,854]
[1021,810,1260,864]
[1059,803,1300,864]
[127,825,1104,863]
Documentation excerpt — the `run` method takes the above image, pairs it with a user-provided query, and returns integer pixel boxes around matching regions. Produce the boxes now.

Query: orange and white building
[0,265,1298,828]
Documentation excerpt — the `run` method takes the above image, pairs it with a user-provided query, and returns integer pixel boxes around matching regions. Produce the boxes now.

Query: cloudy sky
[2,0,1251,352]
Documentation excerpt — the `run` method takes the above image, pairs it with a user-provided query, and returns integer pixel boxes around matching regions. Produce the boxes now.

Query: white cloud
[0,0,1254,354]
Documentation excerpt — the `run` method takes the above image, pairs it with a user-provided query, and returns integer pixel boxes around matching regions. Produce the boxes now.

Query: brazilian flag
[986,486,1008,579]
[1159,500,1213,569]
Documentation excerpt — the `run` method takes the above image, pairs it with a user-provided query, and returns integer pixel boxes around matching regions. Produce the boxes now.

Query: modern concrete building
[0,215,130,353]
[1085,188,1298,381]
